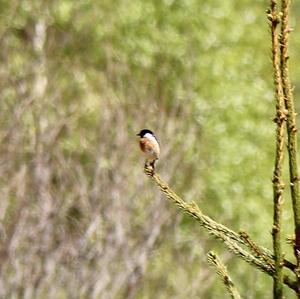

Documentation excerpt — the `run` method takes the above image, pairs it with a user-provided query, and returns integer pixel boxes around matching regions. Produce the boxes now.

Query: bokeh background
[1,0,300,298]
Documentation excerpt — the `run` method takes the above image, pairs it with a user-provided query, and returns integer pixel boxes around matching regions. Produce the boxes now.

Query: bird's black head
[137,129,154,137]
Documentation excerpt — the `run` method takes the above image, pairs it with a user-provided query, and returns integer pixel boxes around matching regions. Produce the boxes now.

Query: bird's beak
[136,133,140,136]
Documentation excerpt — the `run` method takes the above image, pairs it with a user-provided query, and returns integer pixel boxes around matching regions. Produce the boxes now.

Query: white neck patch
[144,133,158,144]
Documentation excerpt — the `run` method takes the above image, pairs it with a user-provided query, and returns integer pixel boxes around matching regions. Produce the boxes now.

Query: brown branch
[239,231,275,270]
[239,231,295,272]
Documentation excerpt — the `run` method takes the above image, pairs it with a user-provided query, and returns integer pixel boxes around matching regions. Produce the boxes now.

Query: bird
[137,129,160,171]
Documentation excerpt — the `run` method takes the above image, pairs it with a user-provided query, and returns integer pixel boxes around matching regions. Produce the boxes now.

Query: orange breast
[139,138,160,159]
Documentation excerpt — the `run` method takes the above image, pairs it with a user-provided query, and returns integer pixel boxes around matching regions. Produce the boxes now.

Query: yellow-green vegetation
[1,0,300,298]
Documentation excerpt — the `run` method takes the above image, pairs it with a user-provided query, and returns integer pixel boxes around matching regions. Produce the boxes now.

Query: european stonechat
[137,129,160,170]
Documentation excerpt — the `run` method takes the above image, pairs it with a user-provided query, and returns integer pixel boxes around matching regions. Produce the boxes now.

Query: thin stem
[280,0,300,293]
[268,0,286,297]
[239,231,275,270]
[207,251,242,299]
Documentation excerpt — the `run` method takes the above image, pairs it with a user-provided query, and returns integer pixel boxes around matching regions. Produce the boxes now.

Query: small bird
[137,129,160,171]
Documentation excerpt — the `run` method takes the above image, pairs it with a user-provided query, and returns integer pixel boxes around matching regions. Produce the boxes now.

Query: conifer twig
[207,251,242,299]
[144,168,272,259]
[144,167,296,290]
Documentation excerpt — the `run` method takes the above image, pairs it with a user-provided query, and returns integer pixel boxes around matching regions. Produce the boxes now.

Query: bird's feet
[144,164,155,176]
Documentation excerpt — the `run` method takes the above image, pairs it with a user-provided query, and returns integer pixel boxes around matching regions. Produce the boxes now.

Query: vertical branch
[280,0,300,288]
[268,0,286,298]
[207,252,242,299]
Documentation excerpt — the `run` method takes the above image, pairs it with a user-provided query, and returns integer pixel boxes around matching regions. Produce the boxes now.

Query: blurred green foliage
[1,0,300,298]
